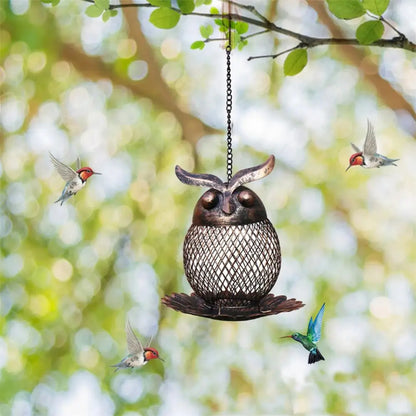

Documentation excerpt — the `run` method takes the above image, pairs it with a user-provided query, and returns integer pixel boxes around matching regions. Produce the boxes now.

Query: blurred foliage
[1,1,416,415]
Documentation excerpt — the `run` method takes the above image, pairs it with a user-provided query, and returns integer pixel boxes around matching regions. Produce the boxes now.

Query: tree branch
[60,43,220,145]
[248,44,305,61]
[80,1,416,53]
[306,0,416,123]
[247,36,415,60]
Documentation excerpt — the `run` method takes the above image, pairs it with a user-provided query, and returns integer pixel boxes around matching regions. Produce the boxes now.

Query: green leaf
[102,10,111,22]
[235,21,249,34]
[191,40,205,50]
[178,0,195,13]
[231,31,241,48]
[95,0,109,10]
[326,0,365,19]
[149,7,180,29]
[363,0,389,15]
[196,0,211,5]
[86,4,103,17]
[283,49,308,76]
[110,9,118,17]
[237,39,248,51]
[210,7,219,14]
[214,18,223,27]
[199,24,213,39]
[41,0,60,5]
[356,20,384,44]
[148,0,171,6]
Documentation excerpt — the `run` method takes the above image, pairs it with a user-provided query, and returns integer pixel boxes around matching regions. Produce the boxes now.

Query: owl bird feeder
[162,6,303,320]
[162,156,304,321]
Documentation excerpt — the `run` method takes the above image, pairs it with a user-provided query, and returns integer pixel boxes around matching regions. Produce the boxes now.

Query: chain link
[226,13,233,182]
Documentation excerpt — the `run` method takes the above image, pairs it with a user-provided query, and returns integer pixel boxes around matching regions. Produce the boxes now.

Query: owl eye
[201,191,219,209]
[237,190,255,207]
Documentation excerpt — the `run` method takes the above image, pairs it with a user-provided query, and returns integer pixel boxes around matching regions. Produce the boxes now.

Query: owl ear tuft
[175,165,226,192]
[228,155,275,192]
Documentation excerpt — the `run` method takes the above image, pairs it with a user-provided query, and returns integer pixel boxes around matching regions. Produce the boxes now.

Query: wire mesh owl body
[184,216,281,306]
[177,156,281,307]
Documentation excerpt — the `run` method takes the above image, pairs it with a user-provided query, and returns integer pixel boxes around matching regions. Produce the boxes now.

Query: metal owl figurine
[162,155,304,321]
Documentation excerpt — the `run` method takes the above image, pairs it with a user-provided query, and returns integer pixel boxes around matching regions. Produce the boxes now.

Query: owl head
[176,155,275,226]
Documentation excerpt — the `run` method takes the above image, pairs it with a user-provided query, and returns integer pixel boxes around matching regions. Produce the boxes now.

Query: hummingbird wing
[146,334,154,348]
[126,320,144,355]
[350,143,361,153]
[307,317,314,337]
[307,303,325,343]
[363,120,377,157]
[49,152,78,182]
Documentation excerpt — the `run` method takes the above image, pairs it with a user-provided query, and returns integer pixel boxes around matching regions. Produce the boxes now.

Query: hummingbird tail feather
[308,348,325,364]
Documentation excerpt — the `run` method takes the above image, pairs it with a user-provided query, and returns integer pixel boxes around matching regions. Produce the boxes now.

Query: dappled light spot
[104,285,124,310]
[363,260,385,285]
[128,60,148,81]
[0,66,6,86]
[327,317,367,354]
[249,71,270,96]
[29,294,51,318]
[93,232,114,259]
[62,302,82,329]
[298,187,324,222]
[394,332,416,361]
[59,220,82,246]
[324,218,357,255]
[52,258,73,282]
[94,331,118,359]
[130,179,150,203]
[51,61,71,82]
[387,393,413,415]
[74,276,100,304]
[162,62,182,84]
[49,371,115,416]
[4,54,24,85]
[0,338,7,369]
[1,253,23,278]
[161,37,182,60]
[117,38,137,59]
[0,97,26,133]
[112,374,144,403]
[6,345,23,374]
[10,0,29,15]
[7,320,42,350]
[0,215,12,238]
[27,51,47,73]
[78,346,100,369]
[76,246,99,270]
[370,296,392,319]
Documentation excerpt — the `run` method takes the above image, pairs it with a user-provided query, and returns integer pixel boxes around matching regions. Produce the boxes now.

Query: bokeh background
[1,0,415,415]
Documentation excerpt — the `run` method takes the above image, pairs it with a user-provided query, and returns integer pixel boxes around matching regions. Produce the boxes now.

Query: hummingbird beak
[158,357,165,362]
[280,335,293,339]
[93,172,102,175]
[345,165,352,172]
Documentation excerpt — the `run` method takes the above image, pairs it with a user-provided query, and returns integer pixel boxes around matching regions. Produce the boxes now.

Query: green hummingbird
[281,303,325,364]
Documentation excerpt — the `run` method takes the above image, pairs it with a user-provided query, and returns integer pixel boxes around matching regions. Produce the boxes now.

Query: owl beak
[222,192,236,215]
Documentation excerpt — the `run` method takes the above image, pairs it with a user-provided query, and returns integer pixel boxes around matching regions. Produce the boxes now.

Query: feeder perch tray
[162,293,304,321]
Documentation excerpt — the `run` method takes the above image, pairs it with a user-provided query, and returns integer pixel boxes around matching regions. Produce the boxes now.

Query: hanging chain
[226,8,233,182]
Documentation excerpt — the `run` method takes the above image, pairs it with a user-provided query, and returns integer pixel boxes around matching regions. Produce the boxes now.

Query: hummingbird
[281,303,325,364]
[111,320,163,372]
[49,152,101,205]
[346,120,399,171]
